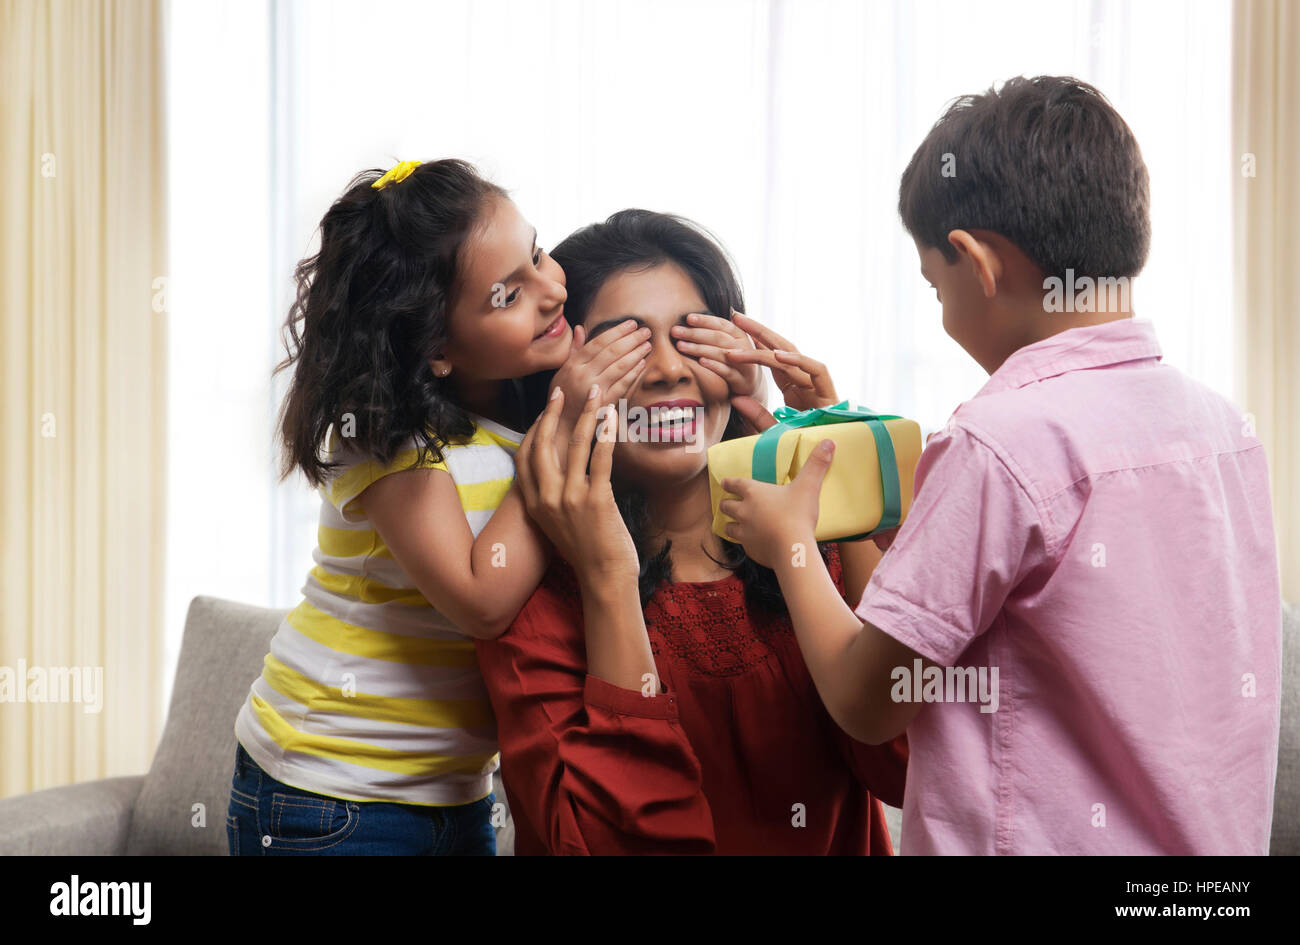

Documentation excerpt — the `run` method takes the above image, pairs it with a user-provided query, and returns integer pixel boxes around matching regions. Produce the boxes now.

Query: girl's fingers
[596,343,653,391]
[675,340,737,364]
[695,311,748,336]
[699,357,745,388]
[730,312,795,353]
[580,321,648,369]
[773,349,838,401]
[604,358,648,402]
[671,318,748,350]
[723,347,813,385]
[564,385,603,499]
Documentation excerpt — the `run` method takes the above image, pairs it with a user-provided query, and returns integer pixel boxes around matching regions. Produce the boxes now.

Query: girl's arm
[362,468,549,641]
[360,323,655,641]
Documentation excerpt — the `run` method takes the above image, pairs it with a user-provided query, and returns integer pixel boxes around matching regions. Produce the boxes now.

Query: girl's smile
[535,312,570,343]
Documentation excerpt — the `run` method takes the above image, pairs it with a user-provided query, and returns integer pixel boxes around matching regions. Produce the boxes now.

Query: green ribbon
[751,400,903,537]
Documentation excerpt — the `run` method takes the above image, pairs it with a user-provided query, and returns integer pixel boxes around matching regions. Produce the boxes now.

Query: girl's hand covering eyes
[514,384,639,584]
[670,310,763,398]
[548,320,650,436]
[721,312,839,412]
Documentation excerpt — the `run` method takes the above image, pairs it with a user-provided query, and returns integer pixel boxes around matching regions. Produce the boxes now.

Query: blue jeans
[226,742,497,855]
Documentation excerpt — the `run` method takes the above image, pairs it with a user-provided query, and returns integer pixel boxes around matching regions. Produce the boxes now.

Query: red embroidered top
[474,545,909,855]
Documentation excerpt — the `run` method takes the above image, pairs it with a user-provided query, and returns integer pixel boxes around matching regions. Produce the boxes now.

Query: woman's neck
[643,472,732,583]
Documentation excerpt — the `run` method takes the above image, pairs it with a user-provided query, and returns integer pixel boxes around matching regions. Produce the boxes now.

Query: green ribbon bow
[751,400,903,538]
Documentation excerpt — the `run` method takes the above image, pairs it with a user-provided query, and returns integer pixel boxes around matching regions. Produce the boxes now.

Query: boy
[721,76,1281,854]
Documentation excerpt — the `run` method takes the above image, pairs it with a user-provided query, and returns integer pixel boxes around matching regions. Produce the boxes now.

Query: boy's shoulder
[937,353,1263,540]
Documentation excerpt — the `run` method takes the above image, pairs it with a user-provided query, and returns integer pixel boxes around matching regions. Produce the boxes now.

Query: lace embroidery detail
[645,546,844,679]
[645,583,791,678]
[543,547,843,679]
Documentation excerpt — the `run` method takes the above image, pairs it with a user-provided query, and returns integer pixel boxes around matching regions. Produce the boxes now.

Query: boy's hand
[719,439,835,568]
[671,310,763,398]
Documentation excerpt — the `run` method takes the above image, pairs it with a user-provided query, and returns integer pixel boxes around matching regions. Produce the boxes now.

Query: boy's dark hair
[277,159,507,486]
[899,75,1150,280]
[549,209,831,614]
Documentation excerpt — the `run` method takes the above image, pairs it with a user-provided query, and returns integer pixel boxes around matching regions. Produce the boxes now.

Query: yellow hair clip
[372,159,422,190]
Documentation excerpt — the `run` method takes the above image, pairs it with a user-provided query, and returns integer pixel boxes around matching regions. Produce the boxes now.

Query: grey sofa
[0,595,1295,854]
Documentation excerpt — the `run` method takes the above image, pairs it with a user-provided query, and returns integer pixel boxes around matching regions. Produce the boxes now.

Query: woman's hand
[548,320,650,434]
[722,313,839,411]
[670,310,763,398]
[515,383,638,584]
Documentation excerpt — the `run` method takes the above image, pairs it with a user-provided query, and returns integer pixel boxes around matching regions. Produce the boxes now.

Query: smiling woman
[474,209,908,855]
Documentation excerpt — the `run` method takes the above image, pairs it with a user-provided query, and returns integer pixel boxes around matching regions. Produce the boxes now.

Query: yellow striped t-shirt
[234,414,523,806]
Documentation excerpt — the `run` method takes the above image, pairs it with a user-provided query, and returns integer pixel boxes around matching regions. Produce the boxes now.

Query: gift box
[708,401,922,543]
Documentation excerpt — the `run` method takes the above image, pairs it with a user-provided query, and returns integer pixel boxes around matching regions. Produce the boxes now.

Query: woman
[475,210,907,854]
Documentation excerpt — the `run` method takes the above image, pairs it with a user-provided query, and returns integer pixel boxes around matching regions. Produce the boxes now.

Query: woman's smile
[628,398,702,443]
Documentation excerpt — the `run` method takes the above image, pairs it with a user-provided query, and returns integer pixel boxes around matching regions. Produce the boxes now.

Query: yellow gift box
[708,402,922,543]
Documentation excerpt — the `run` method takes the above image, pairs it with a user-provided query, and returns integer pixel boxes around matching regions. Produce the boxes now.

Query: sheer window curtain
[1233,0,1299,603]
[1,0,167,796]
[164,0,1243,709]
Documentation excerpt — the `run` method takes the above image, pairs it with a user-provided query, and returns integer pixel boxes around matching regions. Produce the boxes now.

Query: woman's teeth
[643,406,698,441]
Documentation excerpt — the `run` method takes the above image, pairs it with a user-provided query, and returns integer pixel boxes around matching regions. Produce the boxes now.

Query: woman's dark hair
[277,158,508,486]
[899,75,1150,281]
[549,209,830,614]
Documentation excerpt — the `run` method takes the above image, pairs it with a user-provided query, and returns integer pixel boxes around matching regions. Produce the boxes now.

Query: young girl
[226,158,651,855]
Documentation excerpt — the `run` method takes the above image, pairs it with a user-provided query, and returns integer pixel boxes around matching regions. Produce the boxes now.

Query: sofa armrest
[0,776,144,855]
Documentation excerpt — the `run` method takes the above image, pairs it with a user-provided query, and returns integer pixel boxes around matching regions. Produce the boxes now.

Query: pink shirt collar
[976,317,1164,396]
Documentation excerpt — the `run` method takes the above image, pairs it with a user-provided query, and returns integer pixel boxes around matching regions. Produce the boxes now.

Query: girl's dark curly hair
[549,209,830,614]
[277,159,508,486]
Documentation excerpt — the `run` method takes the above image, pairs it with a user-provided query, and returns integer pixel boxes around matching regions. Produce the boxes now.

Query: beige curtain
[0,0,167,796]
[1234,0,1300,604]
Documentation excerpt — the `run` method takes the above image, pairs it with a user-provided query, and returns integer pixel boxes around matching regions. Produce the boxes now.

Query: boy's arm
[837,537,883,609]
[363,471,549,640]
[772,534,928,745]
[723,424,1047,747]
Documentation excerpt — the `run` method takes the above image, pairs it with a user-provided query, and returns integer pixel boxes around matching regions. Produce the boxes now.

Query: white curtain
[1233,0,1299,602]
[1,0,167,796]
[164,0,1243,675]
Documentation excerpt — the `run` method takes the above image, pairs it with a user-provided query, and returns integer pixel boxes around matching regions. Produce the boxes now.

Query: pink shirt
[856,318,1282,855]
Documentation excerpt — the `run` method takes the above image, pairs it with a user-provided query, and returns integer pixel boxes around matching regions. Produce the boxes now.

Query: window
[164,0,1232,711]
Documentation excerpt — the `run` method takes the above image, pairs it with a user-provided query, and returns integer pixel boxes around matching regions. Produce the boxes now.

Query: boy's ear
[947,229,1002,299]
